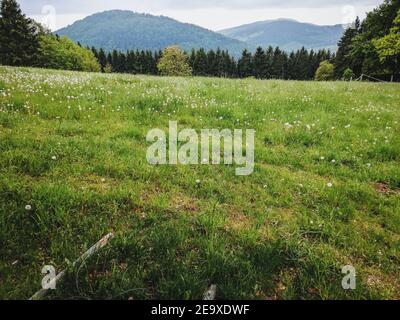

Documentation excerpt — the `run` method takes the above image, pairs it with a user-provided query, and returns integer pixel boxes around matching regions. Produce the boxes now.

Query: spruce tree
[215,48,224,77]
[194,48,207,76]
[0,0,41,66]
[119,52,127,73]
[271,47,286,79]
[207,49,217,76]
[253,47,268,79]
[111,50,119,72]
[189,49,196,73]
[334,24,360,78]
[237,49,253,78]
[97,48,107,72]
[107,52,113,68]
[265,46,274,78]
[91,47,99,60]
[125,50,134,73]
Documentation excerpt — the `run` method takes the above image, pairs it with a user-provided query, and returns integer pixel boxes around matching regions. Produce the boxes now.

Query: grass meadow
[0,66,399,300]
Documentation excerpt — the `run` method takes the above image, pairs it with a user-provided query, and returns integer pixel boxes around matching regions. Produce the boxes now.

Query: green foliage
[37,34,100,72]
[104,63,113,73]
[372,10,400,63]
[252,47,268,79]
[90,45,333,80]
[334,18,361,78]
[343,68,355,80]
[157,46,192,76]
[335,0,400,77]
[0,0,99,72]
[0,0,40,66]
[237,49,253,78]
[315,60,334,81]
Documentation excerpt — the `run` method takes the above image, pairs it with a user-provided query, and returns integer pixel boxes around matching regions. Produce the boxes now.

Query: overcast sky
[20,0,383,31]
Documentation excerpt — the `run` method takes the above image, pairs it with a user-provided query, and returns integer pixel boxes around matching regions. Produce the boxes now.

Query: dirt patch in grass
[363,268,400,299]
[221,204,252,232]
[373,182,400,195]
[169,193,200,214]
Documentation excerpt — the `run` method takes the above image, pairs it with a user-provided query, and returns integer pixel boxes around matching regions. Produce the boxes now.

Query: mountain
[55,10,246,56]
[219,19,344,52]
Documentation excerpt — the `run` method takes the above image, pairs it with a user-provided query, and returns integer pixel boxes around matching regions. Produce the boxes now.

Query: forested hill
[55,10,246,56]
[219,19,344,52]
[55,10,347,55]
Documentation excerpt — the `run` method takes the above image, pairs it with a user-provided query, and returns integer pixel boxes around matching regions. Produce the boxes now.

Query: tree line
[91,45,334,80]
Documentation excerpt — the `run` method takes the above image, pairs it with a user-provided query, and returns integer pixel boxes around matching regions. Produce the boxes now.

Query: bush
[104,63,113,73]
[157,46,192,76]
[315,60,334,81]
[343,68,355,81]
[37,34,100,72]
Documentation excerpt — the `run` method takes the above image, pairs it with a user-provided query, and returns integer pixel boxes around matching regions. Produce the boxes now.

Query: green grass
[0,66,399,300]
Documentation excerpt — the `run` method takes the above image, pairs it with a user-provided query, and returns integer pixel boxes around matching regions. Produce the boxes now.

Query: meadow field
[0,66,399,300]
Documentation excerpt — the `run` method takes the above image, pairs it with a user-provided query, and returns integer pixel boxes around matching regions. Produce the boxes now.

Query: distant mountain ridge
[56,10,246,56]
[56,11,345,55]
[219,19,344,52]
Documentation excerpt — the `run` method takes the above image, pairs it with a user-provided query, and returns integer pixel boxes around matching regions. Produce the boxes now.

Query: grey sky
[20,0,383,31]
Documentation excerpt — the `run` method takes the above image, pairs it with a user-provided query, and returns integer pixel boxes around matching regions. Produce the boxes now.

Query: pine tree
[252,47,268,79]
[138,50,146,73]
[126,50,135,73]
[237,49,253,78]
[91,47,99,60]
[107,52,113,67]
[119,52,127,73]
[271,47,287,79]
[0,0,41,66]
[296,47,310,80]
[215,48,224,77]
[207,49,217,76]
[194,48,207,76]
[189,49,196,73]
[110,50,117,72]
[97,48,107,72]
[265,46,274,78]
[334,23,360,78]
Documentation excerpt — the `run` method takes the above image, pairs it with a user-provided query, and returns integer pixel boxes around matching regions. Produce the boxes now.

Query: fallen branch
[29,233,114,300]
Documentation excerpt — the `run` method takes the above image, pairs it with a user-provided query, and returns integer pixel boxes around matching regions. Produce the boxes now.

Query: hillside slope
[219,19,344,51]
[56,10,246,55]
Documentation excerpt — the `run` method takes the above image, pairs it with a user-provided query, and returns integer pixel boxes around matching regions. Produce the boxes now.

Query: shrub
[315,60,334,81]
[104,63,113,73]
[37,34,100,72]
[343,68,355,81]
[157,46,192,76]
